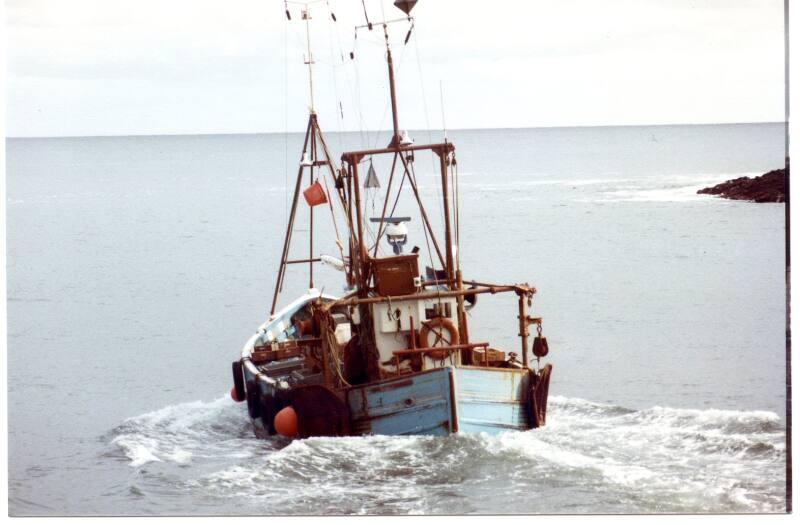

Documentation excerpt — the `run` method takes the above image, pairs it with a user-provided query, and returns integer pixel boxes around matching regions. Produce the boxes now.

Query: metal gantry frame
[270,2,541,372]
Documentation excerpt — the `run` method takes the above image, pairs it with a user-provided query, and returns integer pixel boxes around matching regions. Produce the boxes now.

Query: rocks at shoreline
[697,167,787,203]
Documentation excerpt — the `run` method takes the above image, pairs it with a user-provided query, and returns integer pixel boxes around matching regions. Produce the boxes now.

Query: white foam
[568,172,766,203]
[112,436,163,467]
[111,394,248,467]
[111,395,785,513]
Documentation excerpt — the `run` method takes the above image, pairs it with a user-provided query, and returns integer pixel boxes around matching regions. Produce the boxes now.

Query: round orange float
[274,406,299,437]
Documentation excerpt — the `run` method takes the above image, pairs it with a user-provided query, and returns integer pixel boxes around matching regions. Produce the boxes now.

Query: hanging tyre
[231,360,246,402]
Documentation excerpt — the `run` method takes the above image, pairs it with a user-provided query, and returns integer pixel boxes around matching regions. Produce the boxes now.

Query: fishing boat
[230,0,553,439]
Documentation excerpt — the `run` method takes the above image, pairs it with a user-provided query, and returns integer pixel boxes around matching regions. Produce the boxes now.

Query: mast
[303,7,316,288]
[439,149,455,286]
[303,8,315,112]
[270,3,342,316]
[384,25,402,146]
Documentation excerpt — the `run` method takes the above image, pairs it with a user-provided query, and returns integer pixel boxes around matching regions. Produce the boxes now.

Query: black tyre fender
[231,360,246,402]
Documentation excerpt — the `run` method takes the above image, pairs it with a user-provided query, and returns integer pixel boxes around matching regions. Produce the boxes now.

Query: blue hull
[453,367,533,434]
[244,364,541,437]
[346,366,534,436]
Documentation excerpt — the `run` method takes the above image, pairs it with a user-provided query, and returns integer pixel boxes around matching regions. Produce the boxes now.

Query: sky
[4,0,787,137]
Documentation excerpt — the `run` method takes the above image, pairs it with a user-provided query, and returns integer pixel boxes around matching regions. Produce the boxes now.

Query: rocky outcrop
[697,167,787,203]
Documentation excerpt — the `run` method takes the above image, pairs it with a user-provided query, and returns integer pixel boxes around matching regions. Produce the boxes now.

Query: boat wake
[463,173,766,204]
[567,173,766,203]
[108,395,786,514]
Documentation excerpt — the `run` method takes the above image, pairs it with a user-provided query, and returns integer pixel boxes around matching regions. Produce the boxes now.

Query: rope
[321,175,346,263]
[322,310,350,387]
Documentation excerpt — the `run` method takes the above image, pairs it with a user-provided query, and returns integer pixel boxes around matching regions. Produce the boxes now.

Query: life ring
[419,317,459,360]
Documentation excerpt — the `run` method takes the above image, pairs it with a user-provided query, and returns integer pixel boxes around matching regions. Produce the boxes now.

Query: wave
[568,172,764,203]
[109,395,257,468]
[108,394,787,514]
[457,172,765,203]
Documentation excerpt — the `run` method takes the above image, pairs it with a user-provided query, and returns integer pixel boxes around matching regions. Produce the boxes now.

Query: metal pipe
[465,280,536,294]
[439,149,454,285]
[455,270,469,345]
[342,142,454,164]
[385,26,401,144]
[518,293,529,368]
[350,161,368,291]
[309,126,315,288]
[324,284,526,309]
[270,114,314,315]
[392,342,489,356]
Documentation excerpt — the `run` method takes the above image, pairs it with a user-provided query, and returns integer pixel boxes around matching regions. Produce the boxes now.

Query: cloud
[5,0,785,137]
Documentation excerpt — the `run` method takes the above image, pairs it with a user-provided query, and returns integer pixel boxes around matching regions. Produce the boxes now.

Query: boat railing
[391,342,492,375]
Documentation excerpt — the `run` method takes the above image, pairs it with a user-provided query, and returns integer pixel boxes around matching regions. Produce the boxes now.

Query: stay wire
[326,0,344,151]
[283,6,289,230]
[408,156,444,309]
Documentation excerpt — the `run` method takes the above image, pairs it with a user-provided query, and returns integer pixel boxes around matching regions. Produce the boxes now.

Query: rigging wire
[406,154,444,311]
[324,0,344,153]
[369,35,410,151]
[410,21,447,261]
[283,4,290,230]
[451,152,460,271]
[352,31,367,149]
[408,157,437,273]
[360,0,372,29]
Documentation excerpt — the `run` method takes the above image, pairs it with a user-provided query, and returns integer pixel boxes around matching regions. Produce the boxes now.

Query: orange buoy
[274,406,299,437]
[230,386,245,402]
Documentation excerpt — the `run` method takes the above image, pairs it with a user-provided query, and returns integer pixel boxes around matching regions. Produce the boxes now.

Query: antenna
[302,7,315,112]
[287,1,329,112]
[352,1,418,148]
[440,80,447,141]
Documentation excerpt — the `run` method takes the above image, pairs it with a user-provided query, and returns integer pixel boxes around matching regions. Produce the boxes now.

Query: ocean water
[6,123,788,515]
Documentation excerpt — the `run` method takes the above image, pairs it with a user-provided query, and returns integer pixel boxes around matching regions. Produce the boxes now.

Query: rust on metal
[392,342,489,357]
[341,142,455,165]
[248,5,555,440]
[529,364,553,428]
[517,292,529,368]
[455,270,469,346]
[448,367,459,433]
[439,150,456,286]
[323,284,532,310]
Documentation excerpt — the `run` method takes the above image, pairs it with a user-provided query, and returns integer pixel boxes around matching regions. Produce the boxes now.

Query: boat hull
[242,363,549,438]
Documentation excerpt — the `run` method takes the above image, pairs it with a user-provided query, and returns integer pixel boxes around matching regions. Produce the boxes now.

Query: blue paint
[343,366,532,436]
[454,367,532,435]
[346,368,454,436]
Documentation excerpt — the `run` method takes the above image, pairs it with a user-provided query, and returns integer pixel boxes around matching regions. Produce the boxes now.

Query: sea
[5,122,788,515]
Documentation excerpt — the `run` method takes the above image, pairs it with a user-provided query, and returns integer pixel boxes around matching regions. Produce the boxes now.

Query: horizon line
[6,120,785,140]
